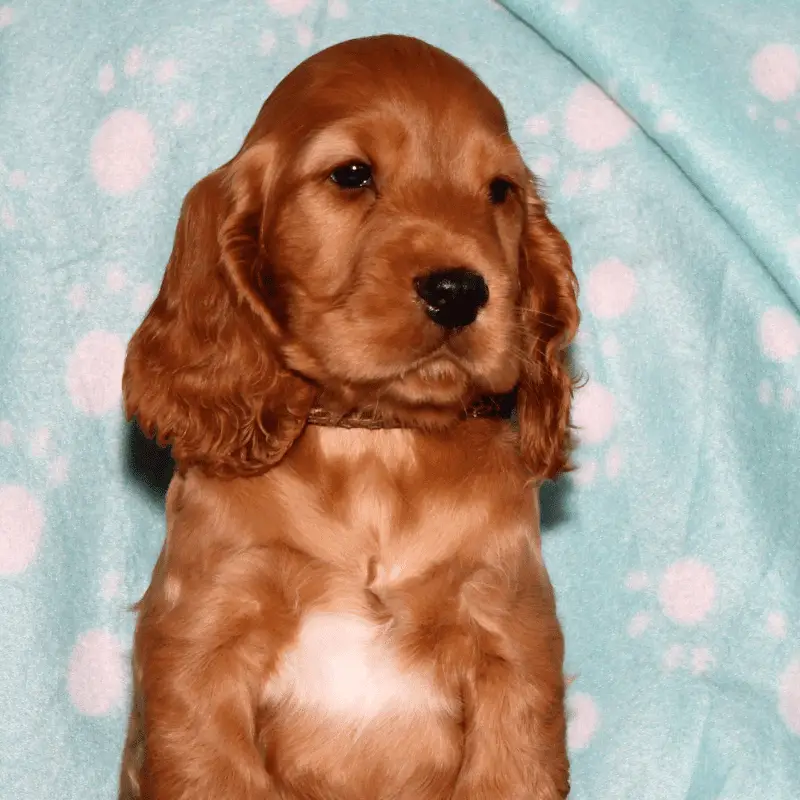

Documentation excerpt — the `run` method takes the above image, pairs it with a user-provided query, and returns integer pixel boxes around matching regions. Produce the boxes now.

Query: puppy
[120,34,578,800]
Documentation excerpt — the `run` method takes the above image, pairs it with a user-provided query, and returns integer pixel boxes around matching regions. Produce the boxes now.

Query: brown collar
[306,394,515,430]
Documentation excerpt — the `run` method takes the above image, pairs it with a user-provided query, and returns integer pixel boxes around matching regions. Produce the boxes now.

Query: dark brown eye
[330,162,373,190]
[488,177,514,205]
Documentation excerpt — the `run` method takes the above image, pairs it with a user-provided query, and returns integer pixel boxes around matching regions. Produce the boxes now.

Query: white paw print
[262,0,349,52]
[0,421,75,575]
[67,628,128,716]
[759,609,800,737]
[63,262,155,419]
[567,691,600,750]
[570,381,625,486]
[625,559,718,676]
[515,79,634,205]
[97,45,180,93]
[746,44,799,133]
[568,254,640,486]
[0,481,44,575]
[92,45,195,197]
[755,304,798,414]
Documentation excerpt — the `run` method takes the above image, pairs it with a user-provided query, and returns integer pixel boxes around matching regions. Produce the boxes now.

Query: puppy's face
[124,35,577,478]
[255,49,529,413]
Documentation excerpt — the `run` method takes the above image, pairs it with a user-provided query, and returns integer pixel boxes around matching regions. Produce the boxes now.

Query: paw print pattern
[568,381,624,486]
[512,84,643,489]
[747,43,800,133]
[624,560,718,676]
[517,80,634,203]
[566,690,601,751]
[92,47,158,197]
[756,305,799,412]
[637,82,683,135]
[0,421,71,575]
[0,424,132,720]
[64,264,155,418]
[67,627,129,717]
[760,610,800,737]
[261,0,351,56]
[0,481,43,575]
[91,44,197,198]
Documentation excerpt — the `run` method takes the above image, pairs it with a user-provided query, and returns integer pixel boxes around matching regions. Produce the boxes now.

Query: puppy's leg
[118,664,145,799]
[453,564,569,799]
[133,544,305,800]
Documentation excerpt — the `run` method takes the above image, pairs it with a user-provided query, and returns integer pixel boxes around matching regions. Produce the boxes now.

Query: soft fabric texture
[0,1,797,798]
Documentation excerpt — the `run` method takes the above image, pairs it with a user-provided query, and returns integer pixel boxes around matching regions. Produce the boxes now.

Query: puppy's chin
[385,358,470,406]
[283,337,520,421]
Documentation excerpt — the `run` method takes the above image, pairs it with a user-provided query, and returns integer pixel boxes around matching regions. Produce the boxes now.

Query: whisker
[515,307,565,324]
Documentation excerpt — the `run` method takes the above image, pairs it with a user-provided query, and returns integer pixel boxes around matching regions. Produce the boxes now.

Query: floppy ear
[123,145,315,478]
[516,182,580,482]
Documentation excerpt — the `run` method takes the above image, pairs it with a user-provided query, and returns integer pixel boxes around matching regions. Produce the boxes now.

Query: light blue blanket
[1,1,798,797]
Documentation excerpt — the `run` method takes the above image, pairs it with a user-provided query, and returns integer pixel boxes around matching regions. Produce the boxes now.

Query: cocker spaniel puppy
[120,34,578,800]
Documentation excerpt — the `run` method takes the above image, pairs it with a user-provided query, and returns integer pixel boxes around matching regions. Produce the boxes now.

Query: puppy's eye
[488,177,514,205]
[330,162,373,190]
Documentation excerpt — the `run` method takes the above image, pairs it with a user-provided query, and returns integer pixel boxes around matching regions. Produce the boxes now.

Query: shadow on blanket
[125,421,174,502]
[539,477,573,533]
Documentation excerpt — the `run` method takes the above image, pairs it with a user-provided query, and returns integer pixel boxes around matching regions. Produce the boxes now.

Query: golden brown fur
[120,34,579,799]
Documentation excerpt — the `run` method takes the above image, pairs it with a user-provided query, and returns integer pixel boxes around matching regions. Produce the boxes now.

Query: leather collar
[306,394,515,430]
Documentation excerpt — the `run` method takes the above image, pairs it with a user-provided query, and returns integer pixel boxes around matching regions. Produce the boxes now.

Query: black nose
[414,268,489,329]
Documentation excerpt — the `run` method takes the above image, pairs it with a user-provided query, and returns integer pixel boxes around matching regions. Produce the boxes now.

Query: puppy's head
[123,35,578,479]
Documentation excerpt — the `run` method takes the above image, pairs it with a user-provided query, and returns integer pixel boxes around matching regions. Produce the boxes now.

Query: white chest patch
[265,612,447,722]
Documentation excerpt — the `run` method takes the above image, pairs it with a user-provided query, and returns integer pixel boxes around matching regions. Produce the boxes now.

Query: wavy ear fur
[516,183,580,482]
[122,146,315,478]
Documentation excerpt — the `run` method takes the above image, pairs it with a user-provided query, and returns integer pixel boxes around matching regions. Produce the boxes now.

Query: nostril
[414,267,489,329]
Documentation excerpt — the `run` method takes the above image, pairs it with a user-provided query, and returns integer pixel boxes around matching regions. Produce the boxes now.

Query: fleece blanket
[1,0,798,797]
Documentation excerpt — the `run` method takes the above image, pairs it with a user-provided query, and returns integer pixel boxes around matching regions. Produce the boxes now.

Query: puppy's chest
[263,428,481,724]
[263,610,452,723]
